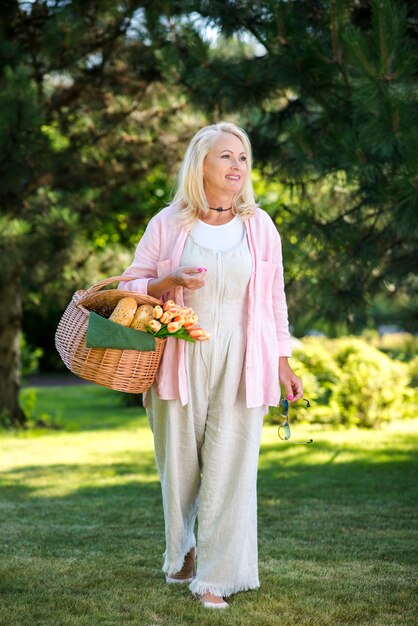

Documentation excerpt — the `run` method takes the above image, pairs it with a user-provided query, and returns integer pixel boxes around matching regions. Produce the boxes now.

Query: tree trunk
[0,277,26,427]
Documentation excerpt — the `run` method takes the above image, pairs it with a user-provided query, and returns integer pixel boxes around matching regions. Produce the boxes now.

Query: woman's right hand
[147,266,207,299]
[171,266,207,291]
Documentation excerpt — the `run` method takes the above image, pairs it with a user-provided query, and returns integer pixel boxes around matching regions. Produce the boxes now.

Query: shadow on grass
[0,457,163,568]
[1,445,417,625]
[257,439,418,572]
[1,444,417,561]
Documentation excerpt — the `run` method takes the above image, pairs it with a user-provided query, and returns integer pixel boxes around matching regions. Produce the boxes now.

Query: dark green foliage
[2,0,417,424]
[286,336,415,428]
[0,0,204,424]
[168,0,418,331]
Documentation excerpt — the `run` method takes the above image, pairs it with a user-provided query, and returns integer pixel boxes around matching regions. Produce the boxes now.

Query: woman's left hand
[279,357,303,402]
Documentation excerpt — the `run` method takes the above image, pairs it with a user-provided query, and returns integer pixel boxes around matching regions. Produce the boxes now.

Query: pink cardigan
[119,204,292,408]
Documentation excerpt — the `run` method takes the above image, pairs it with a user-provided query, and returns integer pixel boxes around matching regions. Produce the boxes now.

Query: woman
[119,122,303,609]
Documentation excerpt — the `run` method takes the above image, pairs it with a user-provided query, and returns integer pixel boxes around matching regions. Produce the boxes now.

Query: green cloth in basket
[86,311,156,351]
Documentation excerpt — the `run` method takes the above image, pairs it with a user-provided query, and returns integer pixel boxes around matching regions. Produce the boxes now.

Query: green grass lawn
[1,384,417,626]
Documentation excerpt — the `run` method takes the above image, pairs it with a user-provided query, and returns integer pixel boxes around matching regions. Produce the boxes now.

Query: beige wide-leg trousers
[146,233,265,597]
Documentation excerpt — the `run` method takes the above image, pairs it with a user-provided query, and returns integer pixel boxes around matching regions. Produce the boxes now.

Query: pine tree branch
[64,87,152,150]
[377,2,389,79]
[242,22,273,55]
[15,5,135,116]
[321,200,369,227]
[330,0,342,65]
[66,97,185,153]
[275,5,288,47]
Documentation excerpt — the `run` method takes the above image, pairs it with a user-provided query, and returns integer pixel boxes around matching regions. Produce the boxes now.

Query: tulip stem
[146,326,196,342]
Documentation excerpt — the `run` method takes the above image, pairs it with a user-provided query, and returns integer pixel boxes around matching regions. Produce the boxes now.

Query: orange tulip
[185,312,198,323]
[153,305,163,319]
[167,321,181,334]
[160,311,174,324]
[149,319,161,332]
[183,316,198,329]
[163,300,176,311]
[173,315,186,326]
[188,328,205,339]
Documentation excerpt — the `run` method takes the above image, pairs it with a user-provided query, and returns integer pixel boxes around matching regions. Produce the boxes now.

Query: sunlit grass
[0,385,417,625]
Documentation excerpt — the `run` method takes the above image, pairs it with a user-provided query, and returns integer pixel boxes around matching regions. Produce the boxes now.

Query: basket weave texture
[55,275,166,394]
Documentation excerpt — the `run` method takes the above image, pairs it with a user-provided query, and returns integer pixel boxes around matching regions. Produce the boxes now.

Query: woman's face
[203,132,247,200]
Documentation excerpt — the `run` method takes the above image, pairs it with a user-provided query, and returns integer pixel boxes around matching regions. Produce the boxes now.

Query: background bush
[269,335,417,429]
[21,334,43,377]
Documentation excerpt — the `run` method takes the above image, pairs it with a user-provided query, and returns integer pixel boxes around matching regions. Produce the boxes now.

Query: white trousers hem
[162,535,196,575]
[189,577,260,598]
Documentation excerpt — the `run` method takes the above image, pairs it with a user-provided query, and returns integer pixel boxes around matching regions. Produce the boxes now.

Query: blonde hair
[172,122,258,222]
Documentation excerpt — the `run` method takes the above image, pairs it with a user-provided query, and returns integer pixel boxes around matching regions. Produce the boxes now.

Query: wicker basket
[55,275,166,393]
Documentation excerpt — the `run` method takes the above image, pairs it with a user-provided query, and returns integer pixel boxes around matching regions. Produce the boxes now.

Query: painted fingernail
[287,395,294,400]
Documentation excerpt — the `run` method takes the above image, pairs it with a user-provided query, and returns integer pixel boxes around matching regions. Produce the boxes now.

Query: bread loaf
[108,297,138,327]
[130,304,154,331]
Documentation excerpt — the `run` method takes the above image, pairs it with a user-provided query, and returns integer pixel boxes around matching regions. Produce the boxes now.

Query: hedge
[270,335,417,428]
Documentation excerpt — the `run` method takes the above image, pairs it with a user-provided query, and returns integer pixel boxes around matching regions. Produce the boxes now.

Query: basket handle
[83,275,145,296]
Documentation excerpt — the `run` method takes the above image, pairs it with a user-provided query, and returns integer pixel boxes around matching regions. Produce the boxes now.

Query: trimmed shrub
[408,355,418,388]
[372,333,418,363]
[270,336,414,428]
[329,338,410,428]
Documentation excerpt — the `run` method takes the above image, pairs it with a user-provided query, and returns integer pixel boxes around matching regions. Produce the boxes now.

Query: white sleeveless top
[190,216,245,253]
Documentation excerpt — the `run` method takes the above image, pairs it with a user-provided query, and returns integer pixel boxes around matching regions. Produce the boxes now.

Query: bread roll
[109,297,138,327]
[130,304,154,331]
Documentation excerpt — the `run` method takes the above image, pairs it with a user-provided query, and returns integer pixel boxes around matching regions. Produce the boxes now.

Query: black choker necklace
[208,206,232,213]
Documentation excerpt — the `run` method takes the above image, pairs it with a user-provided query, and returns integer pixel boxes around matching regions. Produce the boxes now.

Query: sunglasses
[276,398,313,445]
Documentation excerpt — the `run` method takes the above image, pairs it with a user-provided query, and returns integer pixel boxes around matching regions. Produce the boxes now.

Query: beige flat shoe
[195,593,229,609]
[165,547,196,584]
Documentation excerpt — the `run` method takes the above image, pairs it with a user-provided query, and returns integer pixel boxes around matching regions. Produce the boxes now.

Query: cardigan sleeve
[118,216,160,294]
